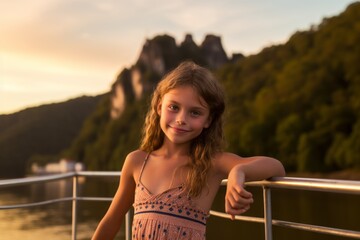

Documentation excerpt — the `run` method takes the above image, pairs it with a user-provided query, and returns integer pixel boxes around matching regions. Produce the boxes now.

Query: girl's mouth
[170,126,190,133]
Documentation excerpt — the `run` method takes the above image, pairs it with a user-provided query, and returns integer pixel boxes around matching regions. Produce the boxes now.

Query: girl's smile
[169,125,190,133]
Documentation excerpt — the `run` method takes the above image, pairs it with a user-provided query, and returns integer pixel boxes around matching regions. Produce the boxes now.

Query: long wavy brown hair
[140,61,225,197]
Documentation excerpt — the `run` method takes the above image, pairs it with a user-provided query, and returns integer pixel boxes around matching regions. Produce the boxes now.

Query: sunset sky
[0,0,355,114]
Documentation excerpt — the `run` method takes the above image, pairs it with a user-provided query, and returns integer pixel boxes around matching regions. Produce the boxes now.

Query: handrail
[251,177,360,194]
[0,172,359,240]
[0,172,75,187]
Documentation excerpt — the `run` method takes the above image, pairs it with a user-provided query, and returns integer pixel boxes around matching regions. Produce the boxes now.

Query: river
[0,176,359,240]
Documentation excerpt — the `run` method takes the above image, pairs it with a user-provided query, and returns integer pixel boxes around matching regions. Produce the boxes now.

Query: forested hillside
[219,2,360,172]
[0,95,103,177]
[64,2,360,173]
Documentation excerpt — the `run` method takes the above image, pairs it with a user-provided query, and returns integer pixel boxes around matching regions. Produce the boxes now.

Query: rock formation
[110,34,232,119]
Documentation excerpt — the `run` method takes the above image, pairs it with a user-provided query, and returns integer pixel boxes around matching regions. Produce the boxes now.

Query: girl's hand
[225,167,253,220]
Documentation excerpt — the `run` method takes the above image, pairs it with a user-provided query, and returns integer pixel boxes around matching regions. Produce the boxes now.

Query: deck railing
[1,171,360,240]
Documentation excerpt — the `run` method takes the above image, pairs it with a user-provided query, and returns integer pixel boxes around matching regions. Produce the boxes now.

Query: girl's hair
[140,61,225,197]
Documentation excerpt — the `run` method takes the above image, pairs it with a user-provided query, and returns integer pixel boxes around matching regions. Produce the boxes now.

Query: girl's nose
[176,111,186,125]
[176,120,185,125]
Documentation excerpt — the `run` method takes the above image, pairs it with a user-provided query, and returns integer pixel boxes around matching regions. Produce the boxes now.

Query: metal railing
[1,171,360,240]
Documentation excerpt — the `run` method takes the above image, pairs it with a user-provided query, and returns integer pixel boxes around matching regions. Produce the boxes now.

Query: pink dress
[132,155,209,239]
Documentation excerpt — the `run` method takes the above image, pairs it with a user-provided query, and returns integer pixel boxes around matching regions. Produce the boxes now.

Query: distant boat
[31,158,85,174]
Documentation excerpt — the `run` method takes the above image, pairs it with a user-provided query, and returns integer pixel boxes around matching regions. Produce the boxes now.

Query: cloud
[1,0,143,71]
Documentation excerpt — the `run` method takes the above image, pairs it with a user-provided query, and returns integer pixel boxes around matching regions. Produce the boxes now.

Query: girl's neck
[156,139,191,159]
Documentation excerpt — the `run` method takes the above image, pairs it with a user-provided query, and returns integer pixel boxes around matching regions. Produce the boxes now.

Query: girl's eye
[168,105,179,111]
[191,111,201,117]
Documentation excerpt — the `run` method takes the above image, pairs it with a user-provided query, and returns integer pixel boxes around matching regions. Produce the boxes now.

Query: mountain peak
[110,33,230,118]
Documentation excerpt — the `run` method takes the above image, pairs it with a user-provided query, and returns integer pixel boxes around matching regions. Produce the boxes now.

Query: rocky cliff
[110,34,233,118]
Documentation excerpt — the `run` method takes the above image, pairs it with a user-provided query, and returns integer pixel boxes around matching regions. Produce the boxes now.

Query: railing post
[263,186,273,240]
[125,211,132,240]
[72,173,78,240]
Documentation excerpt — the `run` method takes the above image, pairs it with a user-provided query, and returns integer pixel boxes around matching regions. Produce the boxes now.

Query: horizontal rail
[0,196,116,210]
[1,172,360,202]
[1,172,359,239]
[0,197,73,210]
[257,177,360,194]
[76,171,121,178]
[219,177,360,195]
[210,210,264,223]
[0,171,121,189]
[3,172,359,193]
[273,219,360,239]
[0,172,75,188]
[210,210,360,239]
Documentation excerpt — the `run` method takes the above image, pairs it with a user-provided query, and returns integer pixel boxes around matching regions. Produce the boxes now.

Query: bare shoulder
[126,149,148,162]
[123,149,147,169]
[121,150,147,176]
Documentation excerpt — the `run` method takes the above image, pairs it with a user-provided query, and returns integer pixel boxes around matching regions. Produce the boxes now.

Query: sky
[0,0,356,114]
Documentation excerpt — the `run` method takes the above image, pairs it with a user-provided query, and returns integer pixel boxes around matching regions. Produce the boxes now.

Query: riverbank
[287,169,360,181]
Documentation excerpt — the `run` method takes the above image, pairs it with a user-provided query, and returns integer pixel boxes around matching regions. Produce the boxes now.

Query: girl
[92,61,285,240]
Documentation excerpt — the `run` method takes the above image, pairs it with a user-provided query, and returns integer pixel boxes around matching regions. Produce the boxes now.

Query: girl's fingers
[225,199,251,219]
[227,188,253,207]
[226,192,239,208]
[225,186,253,219]
[226,197,251,212]
[234,185,253,199]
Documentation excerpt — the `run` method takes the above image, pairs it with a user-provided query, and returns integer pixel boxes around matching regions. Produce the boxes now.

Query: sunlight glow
[0,0,355,114]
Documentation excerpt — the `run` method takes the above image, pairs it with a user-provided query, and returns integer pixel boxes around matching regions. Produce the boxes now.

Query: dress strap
[138,152,150,182]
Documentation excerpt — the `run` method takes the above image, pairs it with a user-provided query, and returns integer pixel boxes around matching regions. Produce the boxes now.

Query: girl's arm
[214,153,285,219]
[91,152,139,240]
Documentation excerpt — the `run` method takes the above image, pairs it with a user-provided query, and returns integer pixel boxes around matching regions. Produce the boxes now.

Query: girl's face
[157,86,211,145]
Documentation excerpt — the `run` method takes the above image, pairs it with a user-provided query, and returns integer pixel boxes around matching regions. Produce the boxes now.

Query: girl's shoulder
[125,149,148,165]
[122,149,148,173]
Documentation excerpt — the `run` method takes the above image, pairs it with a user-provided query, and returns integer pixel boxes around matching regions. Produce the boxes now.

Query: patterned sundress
[132,155,209,239]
